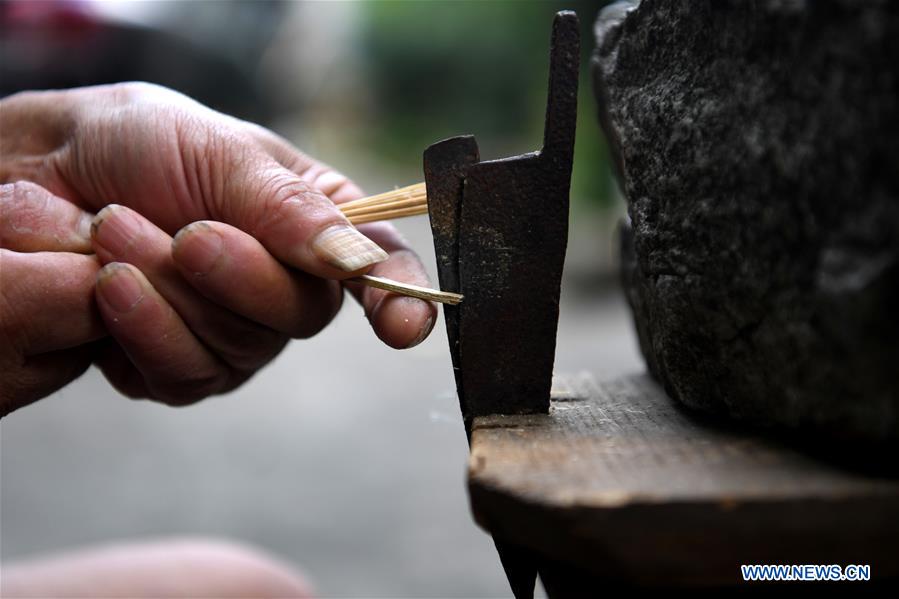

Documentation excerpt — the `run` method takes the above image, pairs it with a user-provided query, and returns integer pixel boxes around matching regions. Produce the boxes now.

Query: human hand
[0,182,106,416]
[1,83,437,404]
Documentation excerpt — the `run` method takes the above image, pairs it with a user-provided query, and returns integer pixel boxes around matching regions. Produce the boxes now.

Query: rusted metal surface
[423,136,480,396]
[424,11,579,423]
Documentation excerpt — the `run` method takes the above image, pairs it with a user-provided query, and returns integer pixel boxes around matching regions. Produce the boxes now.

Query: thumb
[216,156,387,280]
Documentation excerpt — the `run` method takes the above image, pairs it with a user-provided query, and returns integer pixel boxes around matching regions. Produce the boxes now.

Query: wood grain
[468,372,899,587]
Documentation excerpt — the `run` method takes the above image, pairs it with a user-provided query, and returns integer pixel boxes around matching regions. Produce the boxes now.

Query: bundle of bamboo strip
[339,182,428,225]
[336,182,463,306]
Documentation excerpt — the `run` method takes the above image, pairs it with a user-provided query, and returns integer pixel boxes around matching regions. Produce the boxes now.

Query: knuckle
[105,81,173,106]
[1,181,51,215]
[173,112,219,208]
[258,170,310,207]
[1,180,31,201]
[290,281,344,339]
[214,325,288,371]
[252,169,335,234]
[174,112,254,218]
[150,370,226,407]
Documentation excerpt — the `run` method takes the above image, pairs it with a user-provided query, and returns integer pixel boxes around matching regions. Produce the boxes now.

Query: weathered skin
[594,0,899,445]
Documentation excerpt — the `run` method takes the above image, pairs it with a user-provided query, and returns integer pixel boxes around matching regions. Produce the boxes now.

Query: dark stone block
[593,0,899,445]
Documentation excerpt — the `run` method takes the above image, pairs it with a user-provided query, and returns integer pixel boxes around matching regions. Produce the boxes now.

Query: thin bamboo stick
[338,182,461,304]
[351,274,463,306]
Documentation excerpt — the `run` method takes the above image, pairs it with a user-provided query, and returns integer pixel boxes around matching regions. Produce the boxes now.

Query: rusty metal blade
[424,136,480,409]
[424,12,579,595]
[456,11,579,418]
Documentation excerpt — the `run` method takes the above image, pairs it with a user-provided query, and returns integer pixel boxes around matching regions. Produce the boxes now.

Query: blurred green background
[358,0,614,214]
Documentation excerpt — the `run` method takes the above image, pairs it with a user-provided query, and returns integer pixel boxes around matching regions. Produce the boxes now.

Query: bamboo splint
[337,183,461,305]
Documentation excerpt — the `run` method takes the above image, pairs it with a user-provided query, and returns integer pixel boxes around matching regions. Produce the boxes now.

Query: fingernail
[311,224,388,272]
[77,212,94,242]
[173,223,223,275]
[92,205,141,256]
[407,314,434,349]
[97,264,144,313]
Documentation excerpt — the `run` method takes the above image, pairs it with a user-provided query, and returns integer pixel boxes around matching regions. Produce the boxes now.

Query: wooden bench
[468,372,899,595]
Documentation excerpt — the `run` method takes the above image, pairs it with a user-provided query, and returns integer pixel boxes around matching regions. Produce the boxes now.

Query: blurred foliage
[358,0,615,212]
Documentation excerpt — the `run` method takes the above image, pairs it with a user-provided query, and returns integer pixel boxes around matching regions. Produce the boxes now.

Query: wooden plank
[468,373,899,587]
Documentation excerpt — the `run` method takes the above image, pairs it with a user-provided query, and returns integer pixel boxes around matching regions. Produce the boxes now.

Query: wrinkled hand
[0,83,436,405]
[0,182,105,415]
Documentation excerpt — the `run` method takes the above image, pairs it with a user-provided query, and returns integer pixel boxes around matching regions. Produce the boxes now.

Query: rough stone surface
[593,0,899,445]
